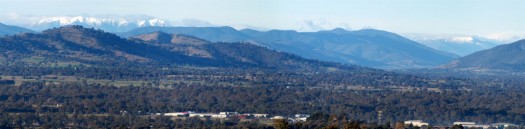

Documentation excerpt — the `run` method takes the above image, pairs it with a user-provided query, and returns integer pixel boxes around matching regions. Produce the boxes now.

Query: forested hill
[121,26,458,69]
[130,31,354,70]
[0,26,470,89]
[0,25,349,70]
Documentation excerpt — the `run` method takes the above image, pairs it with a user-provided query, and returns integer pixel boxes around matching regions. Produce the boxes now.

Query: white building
[270,116,286,120]
[405,120,429,127]
[454,122,476,125]
[294,114,310,122]
[295,114,310,118]
[453,122,490,129]
[462,124,490,129]
[491,123,518,128]
[220,112,239,116]
[296,117,308,122]
[164,112,191,117]
[189,113,227,118]
[251,113,269,118]
[211,114,227,118]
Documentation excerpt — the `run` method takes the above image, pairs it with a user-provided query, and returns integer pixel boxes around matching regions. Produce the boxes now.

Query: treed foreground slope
[1,82,525,128]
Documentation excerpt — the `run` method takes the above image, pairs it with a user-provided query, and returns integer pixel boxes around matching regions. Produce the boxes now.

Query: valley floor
[0,66,524,128]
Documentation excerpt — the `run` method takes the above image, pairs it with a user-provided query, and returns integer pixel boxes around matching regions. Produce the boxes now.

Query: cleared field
[0,75,150,87]
[0,75,247,87]
[21,56,45,64]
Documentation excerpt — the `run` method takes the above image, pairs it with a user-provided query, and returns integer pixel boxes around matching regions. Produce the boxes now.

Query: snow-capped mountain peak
[144,19,165,27]
[35,16,107,26]
[402,33,502,56]
[447,36,474,43]
[30,16,169,32]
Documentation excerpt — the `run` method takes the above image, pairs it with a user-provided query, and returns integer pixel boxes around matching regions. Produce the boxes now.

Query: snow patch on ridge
[34,16,167,26]
[448,36,474,43]
[30,16,169,32]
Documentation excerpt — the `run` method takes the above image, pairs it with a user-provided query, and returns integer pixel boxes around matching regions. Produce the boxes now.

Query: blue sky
[1,0,524,40]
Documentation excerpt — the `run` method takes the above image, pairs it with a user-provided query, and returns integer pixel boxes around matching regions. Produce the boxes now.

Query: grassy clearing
[21,56,45,64]
[54,61,83,67]
[0,74,250,87]
[1,75,191,87]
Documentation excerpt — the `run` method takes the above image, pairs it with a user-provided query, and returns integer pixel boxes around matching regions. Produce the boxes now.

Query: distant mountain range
[120,27,458,69]
[0,25,349,70]
[0,23,34,36]
[3,23,460,69]
[442,39,525,71]
[119,26,252,42]
[28,16,168,32]
[404,34,501,56]
[4,23,525,72]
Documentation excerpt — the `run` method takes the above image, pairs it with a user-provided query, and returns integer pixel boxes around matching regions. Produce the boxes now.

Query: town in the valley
[157,111,521,129]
